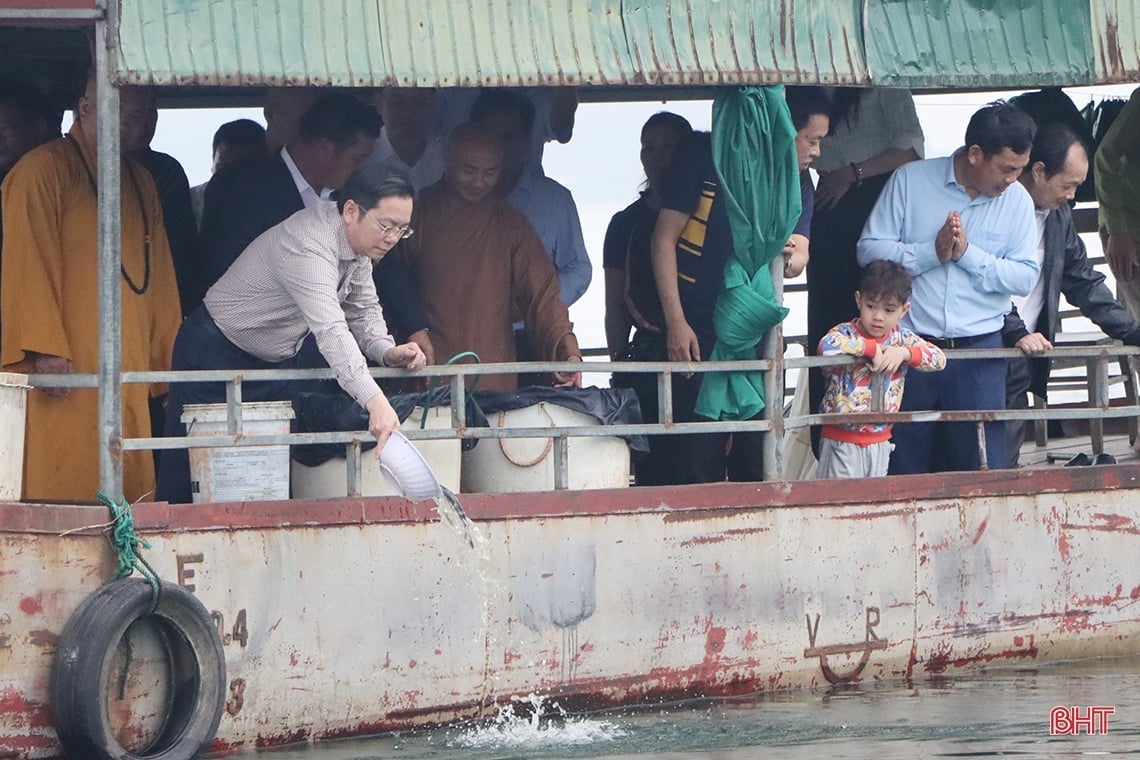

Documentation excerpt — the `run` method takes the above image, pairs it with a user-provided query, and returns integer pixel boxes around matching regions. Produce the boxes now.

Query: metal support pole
[553,436,569,490]
[346,441,362,497]
[762,257,785,481]
[225,378,244,437]
[658,368,673,424]
[1090,355,1109,455]
[975,422,988,470]
[95,12,124,498]
[870,372,885,413]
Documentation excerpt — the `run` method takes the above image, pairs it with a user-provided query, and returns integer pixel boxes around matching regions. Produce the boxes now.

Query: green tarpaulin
[694,86,799,422]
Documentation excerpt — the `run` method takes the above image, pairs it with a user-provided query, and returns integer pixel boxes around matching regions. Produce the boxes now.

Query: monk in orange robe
[0,76,181,503]
[398,123,582,391]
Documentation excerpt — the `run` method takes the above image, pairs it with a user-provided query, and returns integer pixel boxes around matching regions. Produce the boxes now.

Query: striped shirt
[204,202,396,407]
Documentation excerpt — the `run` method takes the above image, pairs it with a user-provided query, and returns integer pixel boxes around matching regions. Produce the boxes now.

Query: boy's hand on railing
[1015,333,1053,356]
[870,345,909,374]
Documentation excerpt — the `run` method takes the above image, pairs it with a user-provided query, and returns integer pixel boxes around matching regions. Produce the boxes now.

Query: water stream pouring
[379,431,477,548]
[436,486,477,549]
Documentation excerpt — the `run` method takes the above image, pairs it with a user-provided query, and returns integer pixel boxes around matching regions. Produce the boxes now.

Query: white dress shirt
[281,145,331,208]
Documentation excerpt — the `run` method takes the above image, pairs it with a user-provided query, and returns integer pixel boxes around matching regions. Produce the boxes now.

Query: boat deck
[1018,424,1139,468]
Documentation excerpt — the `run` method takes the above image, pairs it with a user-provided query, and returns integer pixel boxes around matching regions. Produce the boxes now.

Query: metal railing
[23,341,1140,493]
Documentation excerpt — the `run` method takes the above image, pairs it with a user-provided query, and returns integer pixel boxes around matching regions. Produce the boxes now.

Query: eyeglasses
[365,212,414,240]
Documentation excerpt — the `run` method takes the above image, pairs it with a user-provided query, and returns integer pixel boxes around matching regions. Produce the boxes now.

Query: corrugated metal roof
[1091,0,1140,82]
[115,0,870,87]
[114,0,1137,89]
[376,0,633,87]
[865,0,1096,88]
[621,0,867,86]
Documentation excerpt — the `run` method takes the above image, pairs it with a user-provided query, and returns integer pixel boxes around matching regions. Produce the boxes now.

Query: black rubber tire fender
[50,578,226,760]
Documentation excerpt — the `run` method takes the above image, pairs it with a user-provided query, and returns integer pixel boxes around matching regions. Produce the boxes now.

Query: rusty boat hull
[3,465,1140,757]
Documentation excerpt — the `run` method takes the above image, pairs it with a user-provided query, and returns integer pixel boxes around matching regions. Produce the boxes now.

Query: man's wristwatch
[851,162,865,187]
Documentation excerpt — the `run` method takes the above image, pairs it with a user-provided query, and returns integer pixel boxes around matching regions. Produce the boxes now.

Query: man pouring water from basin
[156,166,426,503]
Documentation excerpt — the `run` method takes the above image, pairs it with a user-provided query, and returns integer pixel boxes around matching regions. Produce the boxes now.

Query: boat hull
[3,465,1140,757]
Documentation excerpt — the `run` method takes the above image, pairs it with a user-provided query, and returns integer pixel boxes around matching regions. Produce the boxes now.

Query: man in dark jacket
[200,93,433,362]
[1004,123,1140,467]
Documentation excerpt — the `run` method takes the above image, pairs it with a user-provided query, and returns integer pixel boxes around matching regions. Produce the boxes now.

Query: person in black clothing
[0,79,60,182]
[603,111,693,486]
[1004,123,1140,467]
[603,111,694,360]
[190,118,268,229]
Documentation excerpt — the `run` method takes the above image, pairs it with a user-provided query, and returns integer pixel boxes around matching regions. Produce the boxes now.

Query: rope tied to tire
[96,491,162,607]
[97,491,165,700]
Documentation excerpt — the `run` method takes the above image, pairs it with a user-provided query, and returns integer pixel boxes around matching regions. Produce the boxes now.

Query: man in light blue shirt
[857,102,1039,473]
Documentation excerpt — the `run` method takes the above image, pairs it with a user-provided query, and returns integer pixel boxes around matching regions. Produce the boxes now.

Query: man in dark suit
[1004,122,1140,467]
[200,92,434,361]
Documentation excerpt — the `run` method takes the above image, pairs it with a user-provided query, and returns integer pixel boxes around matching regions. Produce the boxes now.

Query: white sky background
[147,85,1138,359]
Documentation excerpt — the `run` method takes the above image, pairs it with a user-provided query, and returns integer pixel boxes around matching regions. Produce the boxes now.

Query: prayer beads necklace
[65,134,153,295]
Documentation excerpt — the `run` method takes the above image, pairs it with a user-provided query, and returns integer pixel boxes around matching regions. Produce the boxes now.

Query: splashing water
[448,693,628,752]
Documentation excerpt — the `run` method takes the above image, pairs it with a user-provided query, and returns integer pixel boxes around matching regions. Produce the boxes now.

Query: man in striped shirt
[155,166,426,503]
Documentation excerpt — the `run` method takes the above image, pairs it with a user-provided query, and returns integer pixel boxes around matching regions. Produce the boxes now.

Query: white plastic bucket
[291,406,460,499]
[0,373,30,501]
[181,401,295,503]
[460,402,630,493]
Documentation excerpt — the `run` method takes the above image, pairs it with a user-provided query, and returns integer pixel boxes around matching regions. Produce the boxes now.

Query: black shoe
[1065,452,1093,467]
[1093,453,1118,465]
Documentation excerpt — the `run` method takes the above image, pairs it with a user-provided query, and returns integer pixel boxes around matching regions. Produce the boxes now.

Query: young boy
[816,260,946,478]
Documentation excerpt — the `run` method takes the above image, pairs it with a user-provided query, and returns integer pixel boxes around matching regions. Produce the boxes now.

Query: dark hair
[469,88,536,134]
[0,78,61,128]
[784,86,831,131]
[297,93,381,147]
[1029,122,1086,177]
[69,64,95,112]
[334,164,415,214]
[641,111,693,140]
[212,118,267,154]
[859,260,912,303]
[964,100,1037,157]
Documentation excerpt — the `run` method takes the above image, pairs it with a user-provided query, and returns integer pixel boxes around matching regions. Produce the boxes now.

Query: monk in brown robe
[399,123,582,390]
[0,75,181,502]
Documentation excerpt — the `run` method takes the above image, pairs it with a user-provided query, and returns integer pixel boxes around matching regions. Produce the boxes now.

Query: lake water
[257,657,1140,759]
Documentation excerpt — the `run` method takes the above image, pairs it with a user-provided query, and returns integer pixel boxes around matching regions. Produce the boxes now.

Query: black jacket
[199,152,427,339]
[1003,203,1140,398]
[138,149,200,313]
